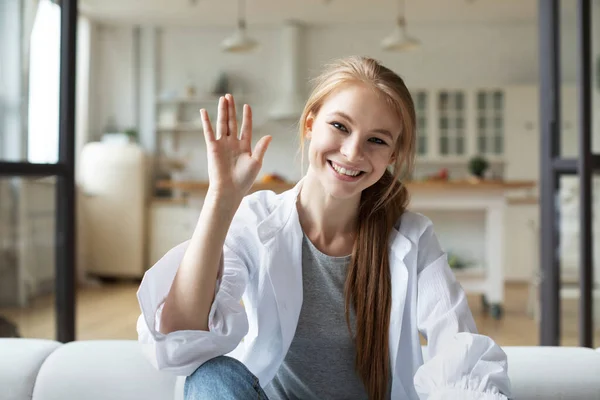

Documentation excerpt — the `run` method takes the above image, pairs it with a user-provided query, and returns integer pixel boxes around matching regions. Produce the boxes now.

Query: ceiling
[79,0,570,27]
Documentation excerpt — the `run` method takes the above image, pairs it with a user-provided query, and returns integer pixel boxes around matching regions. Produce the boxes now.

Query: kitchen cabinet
[411,87,505,165]
[148,201,200,266]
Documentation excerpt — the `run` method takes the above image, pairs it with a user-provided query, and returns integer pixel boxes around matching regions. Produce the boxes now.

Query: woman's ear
[305,114,315,139]
[389,151,397,165]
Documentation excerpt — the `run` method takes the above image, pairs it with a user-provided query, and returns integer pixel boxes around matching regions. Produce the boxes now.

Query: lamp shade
[221,25,258,53]
[381,23,420,51]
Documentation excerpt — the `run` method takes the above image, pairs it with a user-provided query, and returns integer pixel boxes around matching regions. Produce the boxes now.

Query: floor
[1,282,599,347]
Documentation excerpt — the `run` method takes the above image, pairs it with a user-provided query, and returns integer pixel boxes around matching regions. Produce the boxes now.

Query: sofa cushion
[0,338,61,400]
[504,346,600,400]
[32,340,177,400]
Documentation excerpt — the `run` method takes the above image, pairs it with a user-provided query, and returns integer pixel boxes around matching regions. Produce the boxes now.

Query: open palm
[200,94,272,202]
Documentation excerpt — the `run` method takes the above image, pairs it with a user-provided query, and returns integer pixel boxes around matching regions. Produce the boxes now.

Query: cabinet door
[412,90,429,157]
[149,204,199,265]
[504,204,539,281]
[436,90,467,156]
[475,89,505,157]
[503,85,539,181]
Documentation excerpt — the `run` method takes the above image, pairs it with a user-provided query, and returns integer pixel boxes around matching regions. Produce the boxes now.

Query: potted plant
[468,155,490,179]
[123,128,138,143]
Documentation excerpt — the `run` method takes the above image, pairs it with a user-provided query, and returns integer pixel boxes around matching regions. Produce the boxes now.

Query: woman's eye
[331,122,348,132]
[369,137,387,146]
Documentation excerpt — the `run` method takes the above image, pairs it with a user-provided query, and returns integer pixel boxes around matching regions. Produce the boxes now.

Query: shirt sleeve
[136,238,250,377]
[412,221,512,399]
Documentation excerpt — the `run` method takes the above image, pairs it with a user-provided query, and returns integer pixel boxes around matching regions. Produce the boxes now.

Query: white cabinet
[412,88,506,164]
[148,202,200,266]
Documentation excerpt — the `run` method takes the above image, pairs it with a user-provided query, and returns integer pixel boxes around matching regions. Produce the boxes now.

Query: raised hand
[200,94,272,204]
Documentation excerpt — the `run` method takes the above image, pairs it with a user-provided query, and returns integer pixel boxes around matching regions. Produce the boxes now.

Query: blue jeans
[184,356,269,399]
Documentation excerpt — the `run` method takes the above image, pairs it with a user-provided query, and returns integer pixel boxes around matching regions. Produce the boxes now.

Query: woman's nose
[341,137,364,162]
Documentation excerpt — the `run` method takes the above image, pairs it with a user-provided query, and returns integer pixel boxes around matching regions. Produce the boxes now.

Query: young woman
[137,56,511,400]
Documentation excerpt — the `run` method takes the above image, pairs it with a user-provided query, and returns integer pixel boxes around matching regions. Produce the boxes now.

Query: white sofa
[1,339,600,400]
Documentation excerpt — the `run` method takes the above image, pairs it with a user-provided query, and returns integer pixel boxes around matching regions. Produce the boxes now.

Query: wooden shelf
[405,179,536,190]
[155,180,293,194]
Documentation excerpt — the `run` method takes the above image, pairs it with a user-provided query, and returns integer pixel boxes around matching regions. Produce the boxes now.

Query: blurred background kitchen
[1,0,599,346]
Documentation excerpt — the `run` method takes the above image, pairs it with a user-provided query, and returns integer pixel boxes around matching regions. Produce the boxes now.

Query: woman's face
[305,83,402,201]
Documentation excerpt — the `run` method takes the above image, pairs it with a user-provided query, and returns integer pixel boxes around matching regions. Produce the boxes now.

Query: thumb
[252,135,272,164]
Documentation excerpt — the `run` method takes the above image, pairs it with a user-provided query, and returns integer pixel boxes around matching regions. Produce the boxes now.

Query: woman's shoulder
[395,209,434,240]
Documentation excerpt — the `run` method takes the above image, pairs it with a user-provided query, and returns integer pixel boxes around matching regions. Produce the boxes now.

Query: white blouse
[137,180,512,399]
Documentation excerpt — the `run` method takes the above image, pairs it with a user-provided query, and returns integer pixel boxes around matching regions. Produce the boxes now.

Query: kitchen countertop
[156,179,536,193]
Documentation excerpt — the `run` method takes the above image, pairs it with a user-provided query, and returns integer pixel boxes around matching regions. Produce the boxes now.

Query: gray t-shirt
[263,233,369,400]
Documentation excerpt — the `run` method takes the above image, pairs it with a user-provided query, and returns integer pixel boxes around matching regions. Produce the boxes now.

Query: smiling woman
[137,56,512,400]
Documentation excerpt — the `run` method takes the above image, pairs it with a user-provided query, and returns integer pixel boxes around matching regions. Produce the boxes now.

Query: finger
[199,109,215,144]
[216,96,228,139]
[240,104,252,149]
[252,135,272,164]
[226,94,238,139]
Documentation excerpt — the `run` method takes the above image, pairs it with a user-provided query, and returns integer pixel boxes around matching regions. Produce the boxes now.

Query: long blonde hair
[298,56,416,400]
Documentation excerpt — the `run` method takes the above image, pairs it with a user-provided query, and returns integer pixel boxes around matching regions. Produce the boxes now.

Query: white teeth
[331,162,361,177]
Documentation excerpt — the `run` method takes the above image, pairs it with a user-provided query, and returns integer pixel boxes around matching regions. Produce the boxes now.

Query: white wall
[94,24,136,138]
[90,20,581,182]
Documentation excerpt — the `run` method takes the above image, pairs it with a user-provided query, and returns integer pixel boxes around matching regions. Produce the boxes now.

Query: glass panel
[557,176,600,346]
[417,92,427,109]
[594,39,600,154]
[0,177,56,339]
[455,92,464,110]
[0,0,61,163]
[440,136,449,155]
[414,91,428,157]
[456,117,464,130]
[456,136,465,155]
[478,92,486,109]
[494,135,503,154]
[440,117,448,130]
[417,136,427,155]
[478,136,487,153]
[560,87,579,159]
[559,0,579,158]
[439,92,449,111]
[493,91,503,110]
[494,117,503,130]
[478,117,486,130]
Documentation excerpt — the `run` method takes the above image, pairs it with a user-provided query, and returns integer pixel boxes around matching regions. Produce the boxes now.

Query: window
[27,0,60,163]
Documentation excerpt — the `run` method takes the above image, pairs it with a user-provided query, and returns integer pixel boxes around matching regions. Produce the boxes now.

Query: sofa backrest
[2,339,600,400]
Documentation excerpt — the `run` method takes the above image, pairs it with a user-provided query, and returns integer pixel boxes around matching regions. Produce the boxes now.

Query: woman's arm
[159,194,240,333]
[413,220,512,399]
[156,94,270,334]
